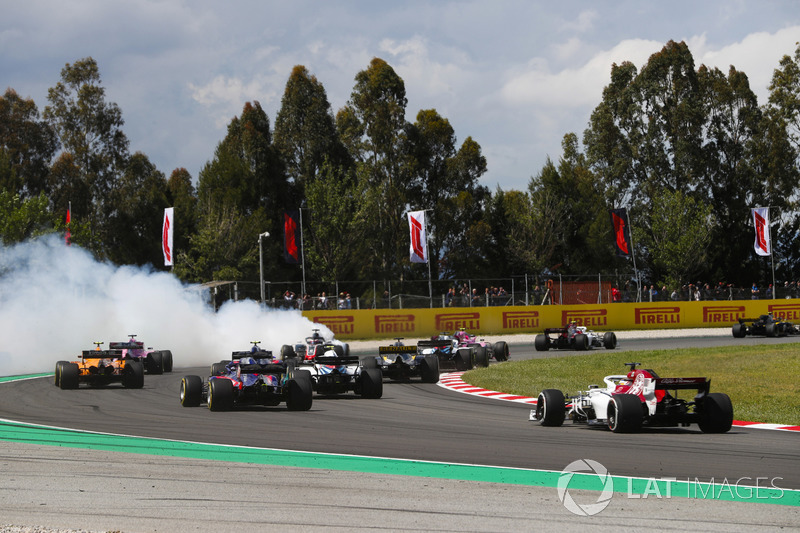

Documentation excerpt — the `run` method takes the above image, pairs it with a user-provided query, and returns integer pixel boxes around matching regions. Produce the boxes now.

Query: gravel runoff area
[1,327,731,533]
[345,327,732,351]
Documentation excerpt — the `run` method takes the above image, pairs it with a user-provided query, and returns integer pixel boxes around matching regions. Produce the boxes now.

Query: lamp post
[259,231,270,304]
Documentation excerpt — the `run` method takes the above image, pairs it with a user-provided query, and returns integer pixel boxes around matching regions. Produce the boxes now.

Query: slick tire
[122,361,144,389]
[698,393,734,433]
[286,370,313,411]
[607,394,643,433]
[359,368,383,399]
[58,362,80,390]
[536,389,565,427]
[180,375,203,407]
[208,378,234,411]
[420,355,440,383]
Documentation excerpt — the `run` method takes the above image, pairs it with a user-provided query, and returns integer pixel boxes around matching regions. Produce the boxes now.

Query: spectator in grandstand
[751,283,760,299]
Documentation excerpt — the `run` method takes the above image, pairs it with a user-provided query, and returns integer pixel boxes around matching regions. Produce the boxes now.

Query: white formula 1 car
[530,363,733,433]
[534,323,617,351]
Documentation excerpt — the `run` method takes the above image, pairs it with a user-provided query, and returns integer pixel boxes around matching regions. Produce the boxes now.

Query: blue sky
[2,1,799,191]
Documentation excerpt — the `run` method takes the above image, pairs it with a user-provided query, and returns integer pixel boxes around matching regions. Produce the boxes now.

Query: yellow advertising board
[301,299,800,340]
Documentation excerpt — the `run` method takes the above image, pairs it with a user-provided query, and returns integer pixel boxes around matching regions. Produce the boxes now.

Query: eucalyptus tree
[273,65,347,201]
[0,88,58,197]
[44,57,130,255]
[336,58,411,278]
[106,152,170,266]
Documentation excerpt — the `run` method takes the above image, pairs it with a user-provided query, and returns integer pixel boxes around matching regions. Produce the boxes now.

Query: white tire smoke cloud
[0,236,330,376]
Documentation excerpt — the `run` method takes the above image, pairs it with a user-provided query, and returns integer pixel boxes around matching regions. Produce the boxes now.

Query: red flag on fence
[284,210,301,264]
[610,208,631,257]
[65,203,71,246]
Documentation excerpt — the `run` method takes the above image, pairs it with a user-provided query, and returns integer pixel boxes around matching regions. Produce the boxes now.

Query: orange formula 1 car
[54,342,144,389]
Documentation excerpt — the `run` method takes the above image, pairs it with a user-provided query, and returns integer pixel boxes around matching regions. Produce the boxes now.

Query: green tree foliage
[582,40,800,286]
[166,167,199,260]
[634,188,715,289]
[0,189,55,243]
[106,152,170,266]
[338,58,411,278]
[304,161,365,281]
[0,89,58,197]
[273,65,348,200]
[43,57,130,256]
[188,102,284,282]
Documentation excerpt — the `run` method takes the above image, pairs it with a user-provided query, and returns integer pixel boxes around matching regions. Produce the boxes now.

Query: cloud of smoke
[0,236,332,376]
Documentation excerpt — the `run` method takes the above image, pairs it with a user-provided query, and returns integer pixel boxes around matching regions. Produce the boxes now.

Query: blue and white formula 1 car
[280,328,350,361]
[530,363,733,433]
[295,343,383,398]
[180,342,313,411]
[368,341,440,383]
[416,333,485,370]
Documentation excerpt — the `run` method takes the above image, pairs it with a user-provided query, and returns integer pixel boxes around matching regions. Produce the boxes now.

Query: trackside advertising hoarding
[300,300,800,340]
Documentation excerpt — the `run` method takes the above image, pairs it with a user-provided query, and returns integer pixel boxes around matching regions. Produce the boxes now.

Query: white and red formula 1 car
[530,363,733,433]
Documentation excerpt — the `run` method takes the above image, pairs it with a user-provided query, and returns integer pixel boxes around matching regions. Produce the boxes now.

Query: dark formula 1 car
[530,362,733,433]
[293,343,383,398]
[279,328,351,361]
[534,323,617,351]
[55,342,144,389]
[417,334,482,370]
[109,335,173,374]
[451,328,510,362]
[180,343,312,411]
[732,314,799,338]
[370,342,440,383]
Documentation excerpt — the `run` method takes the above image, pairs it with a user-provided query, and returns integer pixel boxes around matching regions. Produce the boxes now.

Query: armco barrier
[301,299,800,340]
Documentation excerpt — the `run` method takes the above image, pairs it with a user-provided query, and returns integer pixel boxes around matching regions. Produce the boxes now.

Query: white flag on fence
[408,210,428,264]
[752,207,771,257]
[162,207,174,266]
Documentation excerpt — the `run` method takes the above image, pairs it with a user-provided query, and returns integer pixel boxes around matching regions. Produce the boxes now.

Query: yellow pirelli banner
[301,299,800,340]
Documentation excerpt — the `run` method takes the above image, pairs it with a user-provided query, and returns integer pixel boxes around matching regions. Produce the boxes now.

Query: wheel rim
[180,380,186,402]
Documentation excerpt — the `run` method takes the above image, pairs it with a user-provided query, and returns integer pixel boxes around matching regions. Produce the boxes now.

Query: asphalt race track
[1,333,798,532]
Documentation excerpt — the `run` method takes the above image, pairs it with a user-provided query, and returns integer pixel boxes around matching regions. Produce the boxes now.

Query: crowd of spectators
[444,284,512,307]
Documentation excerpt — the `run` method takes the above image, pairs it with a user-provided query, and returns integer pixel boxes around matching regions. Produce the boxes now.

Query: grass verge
[463,343,800,426]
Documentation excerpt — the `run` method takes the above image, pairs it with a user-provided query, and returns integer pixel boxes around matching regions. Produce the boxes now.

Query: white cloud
[499,38,662,108]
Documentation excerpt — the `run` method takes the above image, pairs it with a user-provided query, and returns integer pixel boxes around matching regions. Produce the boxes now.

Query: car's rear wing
[231,350,274,361]
[543,328,568,335]
[655,377,710,393]
[313,354,361,365]
[80,349,124,358]
[109,341,144,350]
[417,339,453,350]
[378,345,417,355]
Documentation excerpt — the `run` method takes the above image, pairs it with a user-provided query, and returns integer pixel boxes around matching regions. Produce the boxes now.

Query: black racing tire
[280,344,295,361]
[766,323,777,338]
[534,334,550,351]
[574,333,590,351]
[360,357,378,369]
[420,355,440,383]
[162,350,174,373]
[698,393,734,433]
[536,389,566,427]
[146,351,164,375]
[54,361,66,387]
[607,394,643,433]
[208,378,234,411]
[457,348,474,371]
[732,323,746,338]
[210,362,228,377]
[286,370,313,411]
[180,375,203,407]
[603,332,617,349]
[474,345,489,368]
[492,341,509,361]
[343,343,350,356]
[58,362,80,390]
[359,368,383,399]
[122,360,144,389]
